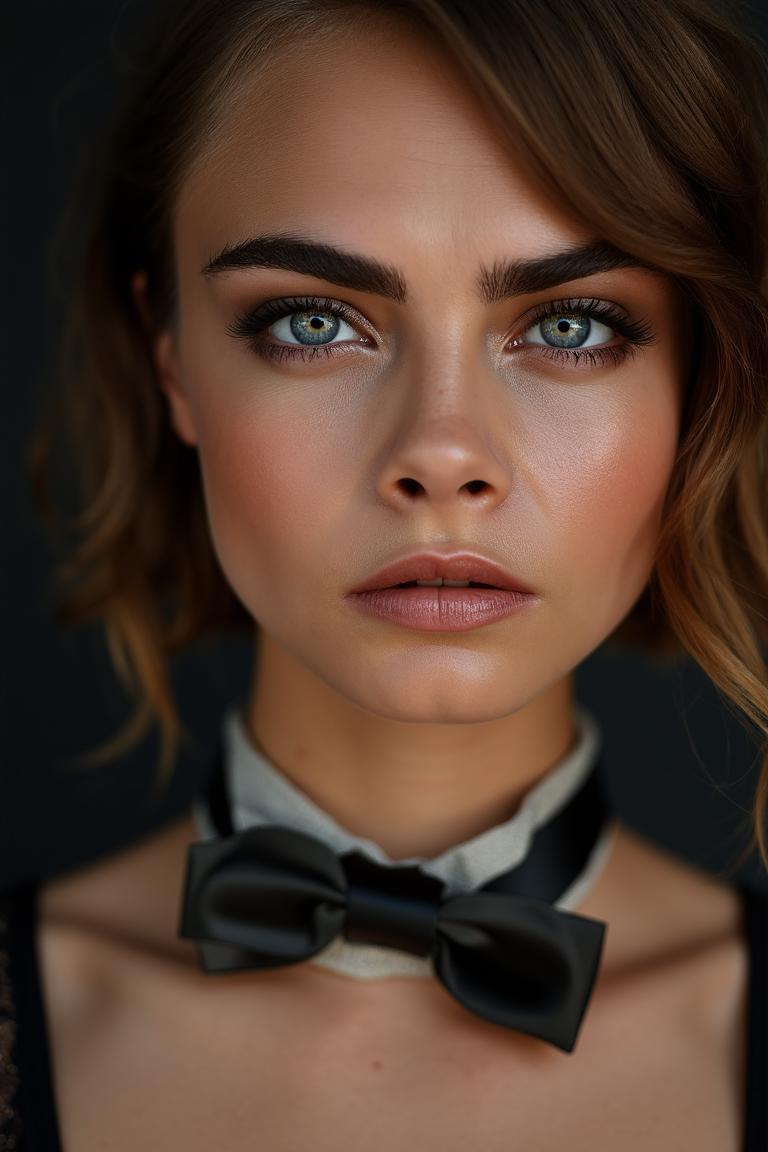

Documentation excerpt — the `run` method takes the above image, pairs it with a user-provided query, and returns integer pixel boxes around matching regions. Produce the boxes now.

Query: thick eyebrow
[202,233,408,301]
[479,241,655,303]
[200,233,655,304]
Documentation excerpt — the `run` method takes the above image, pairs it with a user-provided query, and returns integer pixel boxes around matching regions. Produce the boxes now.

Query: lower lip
[346,586,539,632]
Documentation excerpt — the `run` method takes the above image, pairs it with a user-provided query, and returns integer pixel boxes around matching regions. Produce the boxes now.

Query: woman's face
[156,21,686,724]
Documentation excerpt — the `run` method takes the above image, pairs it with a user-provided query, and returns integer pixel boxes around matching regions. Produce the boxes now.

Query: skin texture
[31,20,751,1152]
[135,18,687,861]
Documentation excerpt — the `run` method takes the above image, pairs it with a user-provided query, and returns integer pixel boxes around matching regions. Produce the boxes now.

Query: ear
[130,270,199,447]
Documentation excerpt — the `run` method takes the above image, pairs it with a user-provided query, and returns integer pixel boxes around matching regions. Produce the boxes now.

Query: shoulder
[34,813,202,1077]
[38,811,752,970]
[39,811,201,965]
[585,822,752,1057]
[36,812,202,1028]
[30,818,756,1148]
[34,813,754,1088]
[580,820,749,975]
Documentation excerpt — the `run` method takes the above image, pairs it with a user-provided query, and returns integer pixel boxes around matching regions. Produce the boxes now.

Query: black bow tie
[179,740,613,1054]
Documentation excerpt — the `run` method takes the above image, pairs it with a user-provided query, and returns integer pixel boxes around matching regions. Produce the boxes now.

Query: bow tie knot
[341,848,445,955]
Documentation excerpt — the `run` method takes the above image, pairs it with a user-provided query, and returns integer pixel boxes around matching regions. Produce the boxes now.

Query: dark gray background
[5,1,768,890]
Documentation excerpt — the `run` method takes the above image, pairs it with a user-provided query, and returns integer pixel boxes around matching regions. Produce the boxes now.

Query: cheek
[189,391,337,612]
[543,388,679,619]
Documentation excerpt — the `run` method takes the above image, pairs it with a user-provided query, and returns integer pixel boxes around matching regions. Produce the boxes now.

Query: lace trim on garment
[0,896,22,1150]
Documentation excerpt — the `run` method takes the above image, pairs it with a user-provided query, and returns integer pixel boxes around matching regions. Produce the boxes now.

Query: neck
[243,630,578,861]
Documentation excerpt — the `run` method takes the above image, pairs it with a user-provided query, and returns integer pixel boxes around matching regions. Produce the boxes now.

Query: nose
[375,391,512,512]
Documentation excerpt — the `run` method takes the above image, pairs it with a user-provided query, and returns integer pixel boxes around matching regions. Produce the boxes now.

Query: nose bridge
[373,321,513,505]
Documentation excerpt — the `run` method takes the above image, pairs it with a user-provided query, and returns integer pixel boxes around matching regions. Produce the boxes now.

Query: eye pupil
[556,319,571,333]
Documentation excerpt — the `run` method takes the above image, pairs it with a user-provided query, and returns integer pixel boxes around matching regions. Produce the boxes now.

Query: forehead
[175,21,593,268]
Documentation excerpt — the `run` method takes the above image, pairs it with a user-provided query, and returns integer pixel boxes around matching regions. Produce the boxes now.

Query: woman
[2,0,767,1147]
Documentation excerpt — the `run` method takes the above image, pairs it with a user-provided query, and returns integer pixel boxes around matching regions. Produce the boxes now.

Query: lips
[347,551,534,595]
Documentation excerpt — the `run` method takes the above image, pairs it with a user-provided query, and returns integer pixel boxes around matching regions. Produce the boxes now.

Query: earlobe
[130,270,198,448]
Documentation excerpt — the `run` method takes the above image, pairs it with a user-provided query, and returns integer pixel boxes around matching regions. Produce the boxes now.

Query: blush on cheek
[192,408,330,620]
[573,418,679,614]
[192,416,279,599]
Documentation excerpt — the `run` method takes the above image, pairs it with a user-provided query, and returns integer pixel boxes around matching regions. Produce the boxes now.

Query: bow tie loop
[433,892,605,1048]
[185,824,348,963]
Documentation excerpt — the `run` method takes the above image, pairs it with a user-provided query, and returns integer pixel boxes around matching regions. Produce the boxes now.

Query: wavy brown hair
[29,0,768,872]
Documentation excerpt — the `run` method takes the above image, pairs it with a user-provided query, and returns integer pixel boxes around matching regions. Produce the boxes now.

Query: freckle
[370,1059,383,1070]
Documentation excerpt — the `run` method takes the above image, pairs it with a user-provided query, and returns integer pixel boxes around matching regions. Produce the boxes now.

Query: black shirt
[0,875,766,1150]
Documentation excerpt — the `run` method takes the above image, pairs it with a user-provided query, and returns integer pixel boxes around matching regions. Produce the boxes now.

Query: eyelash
[227,294,657,369]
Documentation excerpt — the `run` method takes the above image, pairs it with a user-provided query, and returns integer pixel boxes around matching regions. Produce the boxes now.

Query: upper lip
[347,551,535,594]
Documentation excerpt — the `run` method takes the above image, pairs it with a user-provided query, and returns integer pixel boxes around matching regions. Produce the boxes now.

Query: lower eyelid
[254,340,365,364]
[534,343,637,369]
[253,337,635,372]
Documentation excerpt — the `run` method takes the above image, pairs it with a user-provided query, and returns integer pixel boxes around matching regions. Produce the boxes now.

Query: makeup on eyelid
[158,21,689,920]
[225,292,658,371]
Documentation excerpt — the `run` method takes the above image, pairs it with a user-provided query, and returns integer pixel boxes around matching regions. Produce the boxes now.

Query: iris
[543,315,594,345]
[289,311,341,344]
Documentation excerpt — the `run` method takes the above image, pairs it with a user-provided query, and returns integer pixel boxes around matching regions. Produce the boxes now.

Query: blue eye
[228,296,370,364]
[270,308,358,347]
[515,296,657,370]
[529,313,612,347]
[228,293,656,369]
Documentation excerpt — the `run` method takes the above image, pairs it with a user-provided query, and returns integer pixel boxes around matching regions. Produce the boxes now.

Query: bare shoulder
[34,815,752,1151]
[34,814,200,1080]
[593,820,749,1023]
[582,820,748,974]
[37,811,749,978]
[38,810,200,962]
